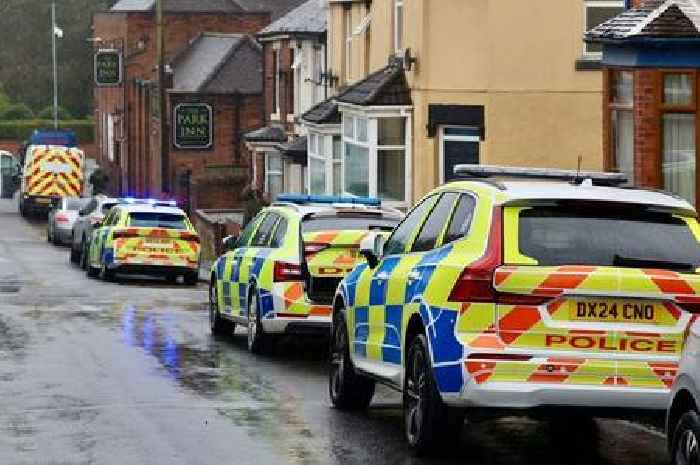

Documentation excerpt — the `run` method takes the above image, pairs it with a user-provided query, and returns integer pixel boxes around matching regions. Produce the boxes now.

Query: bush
[36,106,73,120]
[0,120,94,143]
[0,103,34,120]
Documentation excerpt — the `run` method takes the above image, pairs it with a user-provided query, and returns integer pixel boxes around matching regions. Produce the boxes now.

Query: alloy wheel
[677,428,700,465]
[209,284,218,331]
[405,345,426,446]
[330,320,347,400]
[247,294,258,351]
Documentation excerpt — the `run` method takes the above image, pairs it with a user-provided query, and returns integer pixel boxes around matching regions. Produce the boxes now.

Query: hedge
[0,120,94,143]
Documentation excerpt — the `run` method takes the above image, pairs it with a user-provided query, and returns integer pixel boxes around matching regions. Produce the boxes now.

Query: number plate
[569,299,660,323]
[143,242,173,249]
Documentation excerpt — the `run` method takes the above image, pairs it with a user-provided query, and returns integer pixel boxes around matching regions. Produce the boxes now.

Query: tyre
[99,260,116,282]
[69,241,80,264]
[247,287,273,355]
[209,281,234,335]
[85,244,99,278]
[165,273,178,284]
[184,271,198,286]
[79,239,89,270]
[47,226,52,243]
[671,410,700,465]
[329,310,375,410]
[404,333,465,456]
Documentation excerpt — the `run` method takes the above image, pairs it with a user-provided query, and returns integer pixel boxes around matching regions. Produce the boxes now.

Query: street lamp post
[51,1,58,130]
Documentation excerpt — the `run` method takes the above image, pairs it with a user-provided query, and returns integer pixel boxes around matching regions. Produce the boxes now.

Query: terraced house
[300,0,629,209]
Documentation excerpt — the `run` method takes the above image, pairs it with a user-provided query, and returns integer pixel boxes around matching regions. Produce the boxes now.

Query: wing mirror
[359,233,385,269]
[222,234,239,252]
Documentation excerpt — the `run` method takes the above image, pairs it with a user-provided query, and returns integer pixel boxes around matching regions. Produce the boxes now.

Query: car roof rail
[275,193,381,207]
[453,164,628,187]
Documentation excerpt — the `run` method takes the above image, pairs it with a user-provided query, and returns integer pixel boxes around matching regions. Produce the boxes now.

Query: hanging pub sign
[94,49,122,86]
[173,103,213,149]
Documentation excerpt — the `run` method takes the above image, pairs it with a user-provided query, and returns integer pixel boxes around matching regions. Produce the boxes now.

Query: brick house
[166,33,263,211]
[92,0,303,198]
[586,0,700,205]
[244,0,328,200]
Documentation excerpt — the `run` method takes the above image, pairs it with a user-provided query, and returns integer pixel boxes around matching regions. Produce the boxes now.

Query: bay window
[341,111,411,206]
[265,152,283,200]
[609,70,634,184]
[307,132,344,195]
[662,72,697,204]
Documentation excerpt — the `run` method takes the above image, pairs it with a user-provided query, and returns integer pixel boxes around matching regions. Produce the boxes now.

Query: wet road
[0,198,671,465]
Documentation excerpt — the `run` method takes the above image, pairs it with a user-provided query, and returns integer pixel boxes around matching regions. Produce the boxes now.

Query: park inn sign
[173,103,213,150]
[94,49,122,86]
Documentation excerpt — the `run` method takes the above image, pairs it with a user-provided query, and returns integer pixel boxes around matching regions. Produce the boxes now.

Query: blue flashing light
[118,197,178,207]
[276,193,381,207]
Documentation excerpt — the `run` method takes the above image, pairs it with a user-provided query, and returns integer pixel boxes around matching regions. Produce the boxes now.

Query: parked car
[330,165,700,455]
[47,197,89,245]
[667,317,700,465]
[208,194,403,354]
[85,203,200,284]
[69,195,119,267]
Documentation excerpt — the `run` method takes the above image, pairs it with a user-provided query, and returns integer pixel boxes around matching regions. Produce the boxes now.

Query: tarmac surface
[0,198,671,465]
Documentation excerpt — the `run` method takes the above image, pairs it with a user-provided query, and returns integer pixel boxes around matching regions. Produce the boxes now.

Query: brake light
[676,297,700,314]
[55,213,69,224]
[447,208,553,305]
[113,230,140,239]
[448,207,502,302]
[180,232,200,244]
[304,243,330,257]
[274,261,303,282]
[89,214,103,225]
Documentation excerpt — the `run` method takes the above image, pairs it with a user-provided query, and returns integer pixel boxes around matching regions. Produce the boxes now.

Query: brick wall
[633,69,662,188]
[264,39,296,133]
[93,10,272,200]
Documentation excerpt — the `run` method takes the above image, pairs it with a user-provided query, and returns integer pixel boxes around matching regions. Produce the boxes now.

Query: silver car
[47,197,89,246]
[69,195,119,267]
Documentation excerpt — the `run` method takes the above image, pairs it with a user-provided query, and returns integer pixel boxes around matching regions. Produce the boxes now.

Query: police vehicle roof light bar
[275,193,381,207]
[453,164,628,187]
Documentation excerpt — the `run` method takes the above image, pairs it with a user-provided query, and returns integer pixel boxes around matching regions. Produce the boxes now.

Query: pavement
[0,198,673,465]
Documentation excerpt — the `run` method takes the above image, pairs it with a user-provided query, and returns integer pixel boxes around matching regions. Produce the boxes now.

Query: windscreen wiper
[613,254,695,272]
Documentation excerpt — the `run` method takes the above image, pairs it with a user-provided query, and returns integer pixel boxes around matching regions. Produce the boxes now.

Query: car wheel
[329,310,375,410]
[47,225,52,243]
[99,260,116,282]
[69,241,80,264]
[404,333,465,456]
[80,239,88,270]
[183,271,198,286]
[671,411,700,465]
[209,281,234,335]
[165,273,178,284]
[247,288,272,355]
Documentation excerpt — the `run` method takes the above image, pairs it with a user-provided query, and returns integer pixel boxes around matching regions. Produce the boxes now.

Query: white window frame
[293,46,303,118]
[265,151,283,197]
[107,114,115,162]
[273,45,281,119]
[583,0,624,58]
[394,0,404,53]
[340,106,412,208]
[438,125,481,184]
[305,126,343,195]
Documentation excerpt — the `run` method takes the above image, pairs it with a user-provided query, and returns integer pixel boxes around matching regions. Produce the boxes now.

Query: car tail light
[55,213,70,224]
[675,297,700,314]
[180,232,200,243]
[113,230,140,239]
[447,207,551,306]
[304,243,330,257]
[89,214,104,225]
[274,261,303,282]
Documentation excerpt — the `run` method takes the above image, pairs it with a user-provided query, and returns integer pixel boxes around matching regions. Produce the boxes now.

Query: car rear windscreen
[303,216,399,232]
[517,205,700,271]
[128,212,187,230]
[101,202,117,214]
[65,198,86,210]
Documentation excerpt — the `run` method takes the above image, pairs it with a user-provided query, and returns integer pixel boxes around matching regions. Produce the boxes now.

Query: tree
[0,103,34,120]
[0,0,114,117]
[37,105,73,120]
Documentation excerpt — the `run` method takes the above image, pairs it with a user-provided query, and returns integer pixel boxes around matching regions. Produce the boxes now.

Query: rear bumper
[444,381,669,411]
[262,317,331,336]
[23,195,58,210]
[108,264,197,276]
[53,227,73,243]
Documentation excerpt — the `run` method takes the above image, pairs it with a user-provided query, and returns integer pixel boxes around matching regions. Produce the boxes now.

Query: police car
[85,201,200,284]
[208,194,403,354]
[329,165,700,454]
